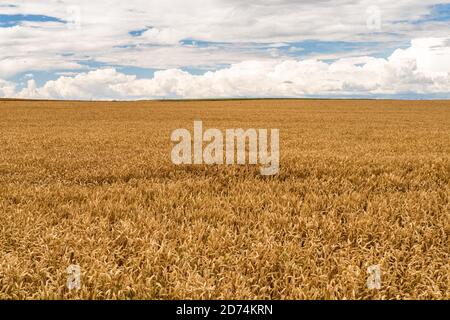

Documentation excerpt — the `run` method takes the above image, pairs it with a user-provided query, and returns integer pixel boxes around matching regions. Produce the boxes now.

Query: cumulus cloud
[0,79,16,98]
[0,56,83,79]
[1,1,450,99]
[12,39,450,100]
[2,0,450,76]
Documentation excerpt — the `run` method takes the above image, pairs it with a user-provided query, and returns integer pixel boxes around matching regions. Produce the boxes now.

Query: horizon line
[2,97,450,103]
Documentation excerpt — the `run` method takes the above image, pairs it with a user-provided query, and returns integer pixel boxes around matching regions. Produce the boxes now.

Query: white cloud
[17,69,135,100]
[2,0,450,76]
[0,56,83,78]
[140,27,186,45]
[0,79,16,98]
[12,39,450,100]
[1,1,450,99]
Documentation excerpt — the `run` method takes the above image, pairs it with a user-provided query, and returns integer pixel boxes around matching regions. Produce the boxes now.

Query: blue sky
[0,1,449,100]
[0,13,66,27]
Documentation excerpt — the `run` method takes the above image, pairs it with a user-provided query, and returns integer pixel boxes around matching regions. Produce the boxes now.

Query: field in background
[0,99,448,299]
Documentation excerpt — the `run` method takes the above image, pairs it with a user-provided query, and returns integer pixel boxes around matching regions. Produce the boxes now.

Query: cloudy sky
[1,0,450,100]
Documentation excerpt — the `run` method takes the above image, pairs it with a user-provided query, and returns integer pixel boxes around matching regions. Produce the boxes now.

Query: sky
[0,0,450,100]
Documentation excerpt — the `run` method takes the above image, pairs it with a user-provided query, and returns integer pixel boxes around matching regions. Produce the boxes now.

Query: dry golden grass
[0,99,449,300]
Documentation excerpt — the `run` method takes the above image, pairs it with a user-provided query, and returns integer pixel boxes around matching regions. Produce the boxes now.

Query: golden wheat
[0,99,449,299]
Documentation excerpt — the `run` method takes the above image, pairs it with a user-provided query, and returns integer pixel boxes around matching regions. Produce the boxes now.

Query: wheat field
[0,99,448,300]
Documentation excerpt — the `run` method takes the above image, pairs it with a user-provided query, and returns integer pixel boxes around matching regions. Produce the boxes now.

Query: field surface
[0,99,449,299]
